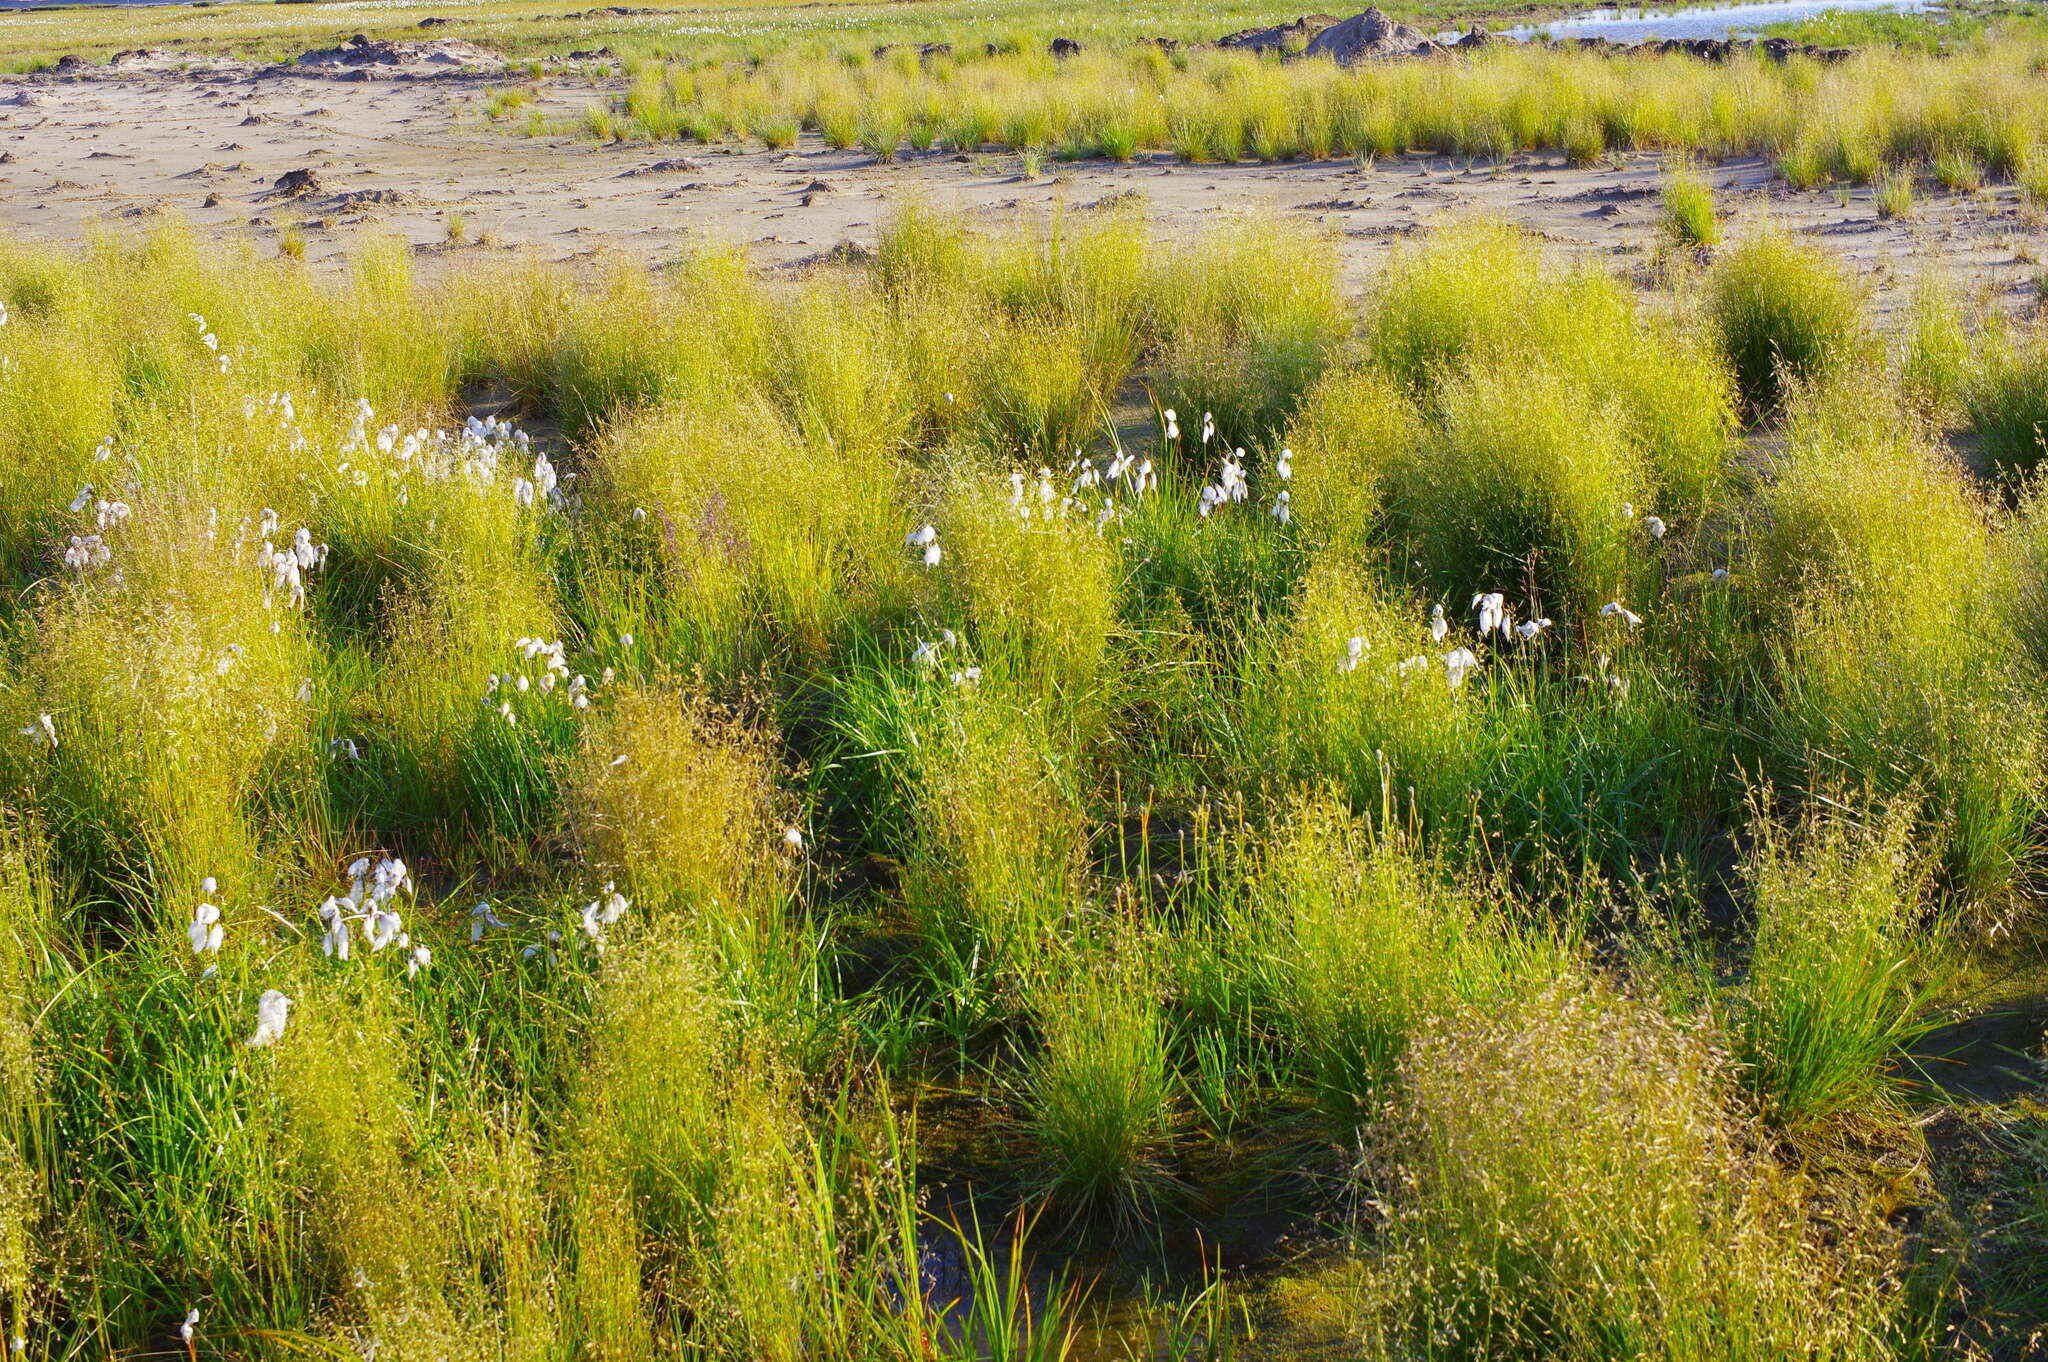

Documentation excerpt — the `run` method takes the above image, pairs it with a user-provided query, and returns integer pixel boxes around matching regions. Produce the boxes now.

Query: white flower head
[366,908,403,953]
[318,896,352,960]
[1644,515,1667,540]
[246,991,291,1048]
[1429,603,1448,643]
[188,901,223,956]
[1600,601,1643,627]
[1473,592,1508,640]
[1444,647,1480,689]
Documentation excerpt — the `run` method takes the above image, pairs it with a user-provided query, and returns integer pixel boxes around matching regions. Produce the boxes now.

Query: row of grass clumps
[582,33,2048,197]
[0,208,2043,1359]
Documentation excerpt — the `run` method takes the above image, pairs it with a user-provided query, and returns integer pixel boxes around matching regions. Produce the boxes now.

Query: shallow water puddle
[1488,0,1936,42]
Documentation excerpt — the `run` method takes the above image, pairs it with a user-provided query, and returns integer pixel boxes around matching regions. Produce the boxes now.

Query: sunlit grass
[0,206,2037,1360]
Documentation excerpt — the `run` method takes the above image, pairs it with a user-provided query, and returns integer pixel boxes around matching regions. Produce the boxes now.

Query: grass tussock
[1733,799,1936,1130]
[1708,232,1870,419]
[1371,979,1906,1360]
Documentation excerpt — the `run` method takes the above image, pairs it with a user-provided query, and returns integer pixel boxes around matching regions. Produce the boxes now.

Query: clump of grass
[1369,219,1735,517]
[1238,561,1483,825]
[1759,376,2040,906]
[1250,794,1565,1125]
[1707,231,1868,418]
[1732,798,1935,1130]
[1275,366,1421,558]
[1149,210,1348,449]
[484,85,536,120]
[1367,217,1542,394]
[573,935,914,1357]
[1900,278,1971,417]
[897,693,1088,976]
[1875,165,1916,219]
[1372,977,1906,1358]
[2021,160,2048,207]
[268,982,468,1342]
[562,686,788,929]
[1964,328,2048,483]
[1020,942,1179,1227]
[1404,359,1650,618]
[937,462,1118,700]
[1662,159,1723,247]
[26,488,316,908]
[1933,145,1985,192]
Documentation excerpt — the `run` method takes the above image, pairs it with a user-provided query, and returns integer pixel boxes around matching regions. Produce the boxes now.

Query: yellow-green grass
[1,208,2043,1360]
[589,33,2048,185]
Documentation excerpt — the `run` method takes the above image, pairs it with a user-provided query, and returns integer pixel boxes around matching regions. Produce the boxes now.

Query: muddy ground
[0,57,2043,320]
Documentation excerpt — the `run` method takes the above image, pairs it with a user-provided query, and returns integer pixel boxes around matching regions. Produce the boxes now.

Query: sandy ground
[1,58,2044,316]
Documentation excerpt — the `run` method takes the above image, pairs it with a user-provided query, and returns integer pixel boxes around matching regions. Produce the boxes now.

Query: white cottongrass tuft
[188,901,223,956]
[246,991,291,1048]
[1444,647,1480,689]
[1473,592,1509,641]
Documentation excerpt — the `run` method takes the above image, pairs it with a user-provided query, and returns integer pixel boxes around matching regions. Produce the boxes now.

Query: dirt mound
[1297,7,1447,64]
[291,34,502,73]
[1216,15,1339,54]
[332,188,416,208]
[270,167,322,197]
[619,158,706,177]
